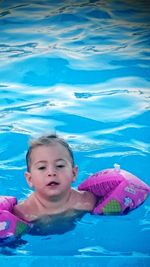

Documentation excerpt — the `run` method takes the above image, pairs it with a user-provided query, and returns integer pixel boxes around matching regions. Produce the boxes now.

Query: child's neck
[32,190,73,214]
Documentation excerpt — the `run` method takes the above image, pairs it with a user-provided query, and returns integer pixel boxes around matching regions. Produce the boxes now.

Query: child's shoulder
[13,197,37,222]
[13,201,27,218]
[72,189,97,212]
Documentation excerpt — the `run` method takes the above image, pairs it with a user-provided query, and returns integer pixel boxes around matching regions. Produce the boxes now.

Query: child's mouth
[47,181,59,187]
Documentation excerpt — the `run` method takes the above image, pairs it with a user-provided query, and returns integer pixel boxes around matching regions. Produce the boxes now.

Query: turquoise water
[0,0,150,265]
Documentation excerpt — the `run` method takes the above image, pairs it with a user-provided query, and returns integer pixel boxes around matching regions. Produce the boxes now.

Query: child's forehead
[30,143,71,158]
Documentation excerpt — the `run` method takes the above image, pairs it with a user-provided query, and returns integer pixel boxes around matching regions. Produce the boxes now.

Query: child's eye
[56,165,65,168]
[38,166,46,170]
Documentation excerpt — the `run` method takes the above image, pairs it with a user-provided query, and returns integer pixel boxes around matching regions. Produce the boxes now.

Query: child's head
[26,133,75,172]
[25,134,77,198]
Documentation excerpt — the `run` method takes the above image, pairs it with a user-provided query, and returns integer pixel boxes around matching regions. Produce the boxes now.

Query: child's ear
[72,166,78,182]
[24,172,33,188]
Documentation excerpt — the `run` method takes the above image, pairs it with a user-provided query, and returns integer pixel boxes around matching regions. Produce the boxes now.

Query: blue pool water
[0,0,150,266]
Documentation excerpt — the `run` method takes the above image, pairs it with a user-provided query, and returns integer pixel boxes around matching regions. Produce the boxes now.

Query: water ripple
[0,81,149,133]
[0,0,149,71]
[78,245,149,257]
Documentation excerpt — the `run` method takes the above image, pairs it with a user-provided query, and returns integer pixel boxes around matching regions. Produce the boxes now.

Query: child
[12,134,97,234]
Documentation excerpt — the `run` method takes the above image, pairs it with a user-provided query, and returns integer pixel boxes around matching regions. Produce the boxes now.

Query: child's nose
[47,167,56,177]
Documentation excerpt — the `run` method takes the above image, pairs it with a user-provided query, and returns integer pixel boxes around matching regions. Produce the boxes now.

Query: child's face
[25,143,78,199]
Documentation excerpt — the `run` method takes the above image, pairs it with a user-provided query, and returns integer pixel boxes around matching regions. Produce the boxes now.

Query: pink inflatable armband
[0,196,31,244]
[78,164,150,215]
[0,196,17,211]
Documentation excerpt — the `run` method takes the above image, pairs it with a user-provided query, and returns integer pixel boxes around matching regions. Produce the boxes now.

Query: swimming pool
[0,0,150,266]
